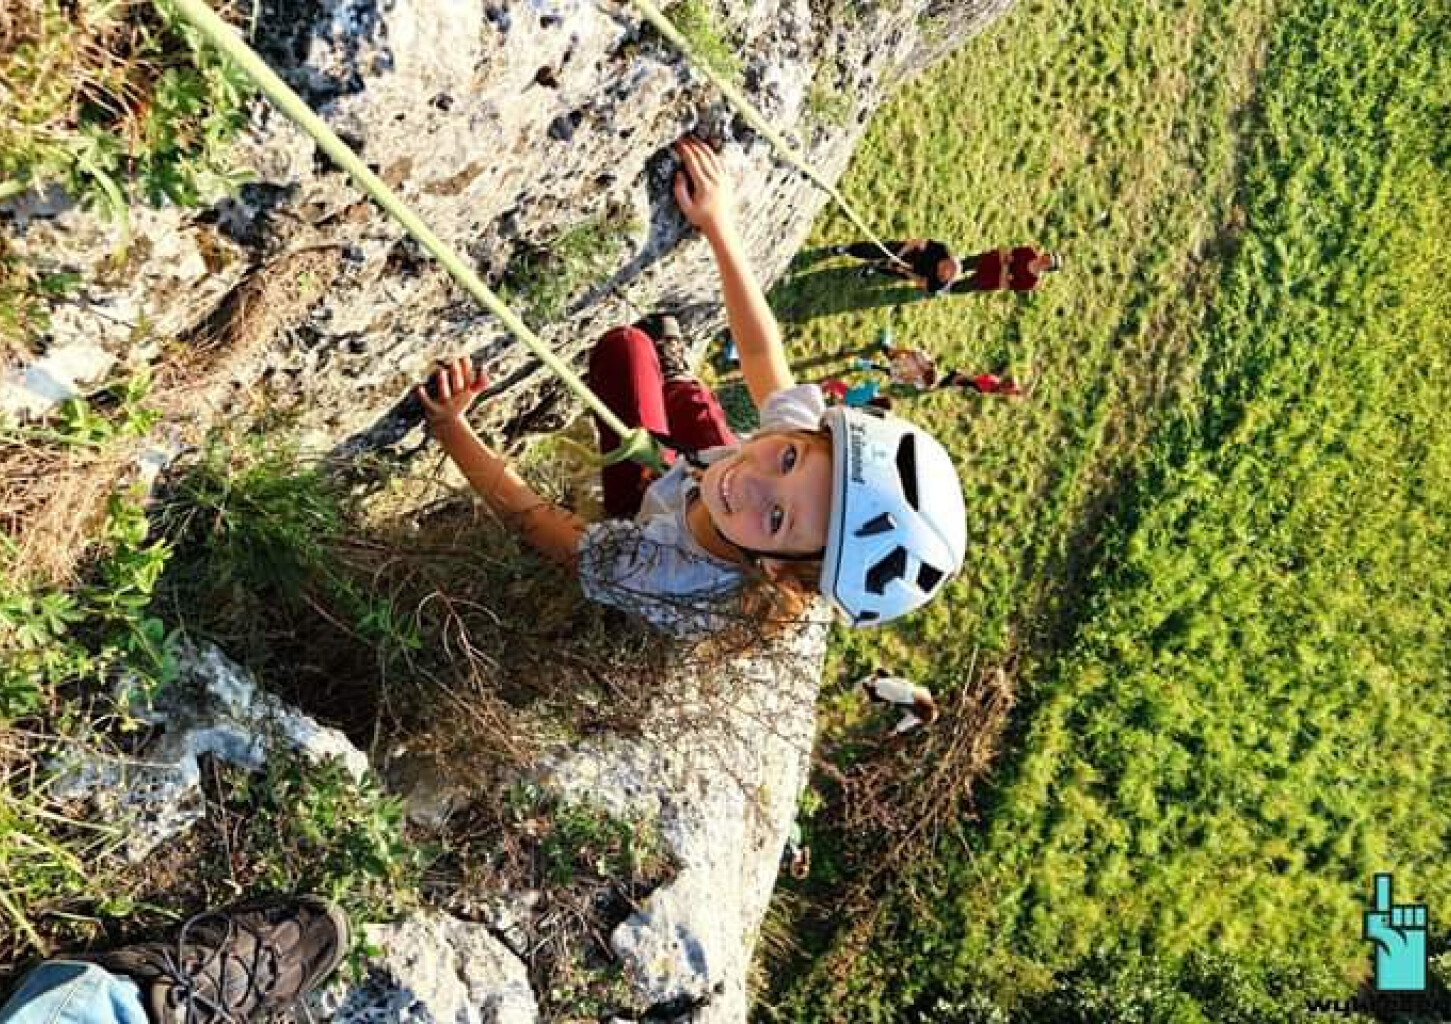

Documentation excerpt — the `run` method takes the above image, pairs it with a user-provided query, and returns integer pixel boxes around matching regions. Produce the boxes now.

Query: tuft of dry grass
[0,439,137,589]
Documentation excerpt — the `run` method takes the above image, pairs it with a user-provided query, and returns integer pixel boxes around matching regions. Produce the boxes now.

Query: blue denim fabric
[0,962,149,1024]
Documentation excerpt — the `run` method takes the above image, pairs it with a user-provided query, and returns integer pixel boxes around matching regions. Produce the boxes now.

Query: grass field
[757,0,1451,1018]
[2,0,1448,1016]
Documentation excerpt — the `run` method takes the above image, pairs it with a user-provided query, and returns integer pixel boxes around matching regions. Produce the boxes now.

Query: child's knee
[589,326,656,381]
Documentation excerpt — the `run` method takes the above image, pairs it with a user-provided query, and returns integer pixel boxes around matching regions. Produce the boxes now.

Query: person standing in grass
[832,239,962,296]
[417,137,969,636]
[834,240,1061,296]
[959,245,1061,292]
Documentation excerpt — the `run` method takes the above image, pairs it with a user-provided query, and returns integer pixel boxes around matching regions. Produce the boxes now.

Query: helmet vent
[865,546,908,595]
[917,563,945,593]
[855,512,897,538]
[896,435,919,509]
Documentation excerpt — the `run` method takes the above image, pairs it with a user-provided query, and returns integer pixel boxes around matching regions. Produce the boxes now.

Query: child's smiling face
[698,431,833,558]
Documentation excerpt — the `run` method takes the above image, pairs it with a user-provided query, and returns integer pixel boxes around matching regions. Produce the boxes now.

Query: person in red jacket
[940,369,1025,396]
[962,246,1061,292]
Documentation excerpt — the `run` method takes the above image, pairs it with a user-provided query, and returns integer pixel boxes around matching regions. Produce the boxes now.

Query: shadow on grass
[772,254,927,325]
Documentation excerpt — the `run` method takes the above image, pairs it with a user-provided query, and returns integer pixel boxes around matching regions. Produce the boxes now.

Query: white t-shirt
[576,383,828,635]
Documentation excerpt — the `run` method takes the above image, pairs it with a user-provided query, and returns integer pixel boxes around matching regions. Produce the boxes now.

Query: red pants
[587,326,738,518]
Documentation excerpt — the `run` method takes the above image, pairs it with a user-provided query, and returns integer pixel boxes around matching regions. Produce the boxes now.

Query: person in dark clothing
[832,239,961,295]
[960,246,1061,292]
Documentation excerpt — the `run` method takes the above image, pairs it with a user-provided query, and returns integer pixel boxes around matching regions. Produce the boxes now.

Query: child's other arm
[672,137,794,407]
[418,359,586,569]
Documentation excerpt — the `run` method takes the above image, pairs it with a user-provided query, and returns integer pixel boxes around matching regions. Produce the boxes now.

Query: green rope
[163,0,665,473]
[626,0,908,269]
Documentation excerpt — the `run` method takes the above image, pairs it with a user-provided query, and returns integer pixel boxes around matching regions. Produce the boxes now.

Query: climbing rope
[164,0,906,473]
[164,0,666,472]
[624,0,908,270]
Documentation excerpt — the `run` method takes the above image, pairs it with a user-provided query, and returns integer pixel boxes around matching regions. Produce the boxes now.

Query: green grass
[758,0,1451,1018]
[498,212,637,326]
[0,0,253,214]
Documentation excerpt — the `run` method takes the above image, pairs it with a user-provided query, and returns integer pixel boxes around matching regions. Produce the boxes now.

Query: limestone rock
[323,912,540,1024]
[535,615,830,1023]
[47,639,369,863]
[2,0,1013,456]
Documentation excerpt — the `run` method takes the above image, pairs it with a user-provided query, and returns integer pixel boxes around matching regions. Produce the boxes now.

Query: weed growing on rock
[196,755,425,924]
[0,0,254,215]
[662,0,742,84]
[806,72,852,131]
[0,489,177,722]
[429,783,673,1022]
[498,211,638,325]
[0,237,80,362]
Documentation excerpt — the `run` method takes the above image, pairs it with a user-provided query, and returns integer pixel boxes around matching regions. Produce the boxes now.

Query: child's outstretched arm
[672,137,794,407]
[417,357,586,569]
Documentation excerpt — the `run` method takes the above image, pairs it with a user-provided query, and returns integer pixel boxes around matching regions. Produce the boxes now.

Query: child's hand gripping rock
[672,136,735,237]
[416,355,489,426]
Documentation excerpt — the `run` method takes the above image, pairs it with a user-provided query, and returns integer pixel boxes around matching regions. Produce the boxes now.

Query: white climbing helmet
[820,405,967,626]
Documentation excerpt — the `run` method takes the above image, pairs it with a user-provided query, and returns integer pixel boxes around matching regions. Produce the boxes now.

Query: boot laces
[157,911,279,1024]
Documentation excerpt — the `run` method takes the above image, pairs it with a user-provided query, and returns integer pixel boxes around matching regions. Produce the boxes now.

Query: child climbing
[418,137,968,636]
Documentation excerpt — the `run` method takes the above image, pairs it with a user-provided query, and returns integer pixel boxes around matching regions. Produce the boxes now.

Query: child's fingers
[436,365,453,400]
[676,138,708,184]
[692,141,721,181]
[684,136,721,181]
[672,170,693,210]
[450,357,467,396]
[414,385,436,413]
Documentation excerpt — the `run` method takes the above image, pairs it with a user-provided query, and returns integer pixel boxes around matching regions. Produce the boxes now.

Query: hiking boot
[633,313,692,381]
[94,897,349,1023]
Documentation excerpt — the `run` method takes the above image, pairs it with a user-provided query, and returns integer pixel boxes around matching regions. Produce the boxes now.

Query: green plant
[3,375,160,451]
[0,0,254,217]
[220,756,424,922]
[540,800,661,887]
[662,0,741,84]
[0,490,177,721]
[498,212,637,325]
[0,239,80,355]
[0,782,128,958]
[160,441,345,600]
[806,73,852,130]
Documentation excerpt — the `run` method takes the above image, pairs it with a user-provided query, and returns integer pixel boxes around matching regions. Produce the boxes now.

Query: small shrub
[0,489,177,722]
[807,74,852,130]
[0,237,80,357]
[498,212,637,325]
[0,0,254,216]
[212,756,425,924]
[662,0,742,84]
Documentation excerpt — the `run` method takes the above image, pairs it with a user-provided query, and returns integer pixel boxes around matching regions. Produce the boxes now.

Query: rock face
[325,913,541,1024]
[3,0,1012,449]
[48,640,369,863]
[536,617,829,1023]
[5,0,1012,1019]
